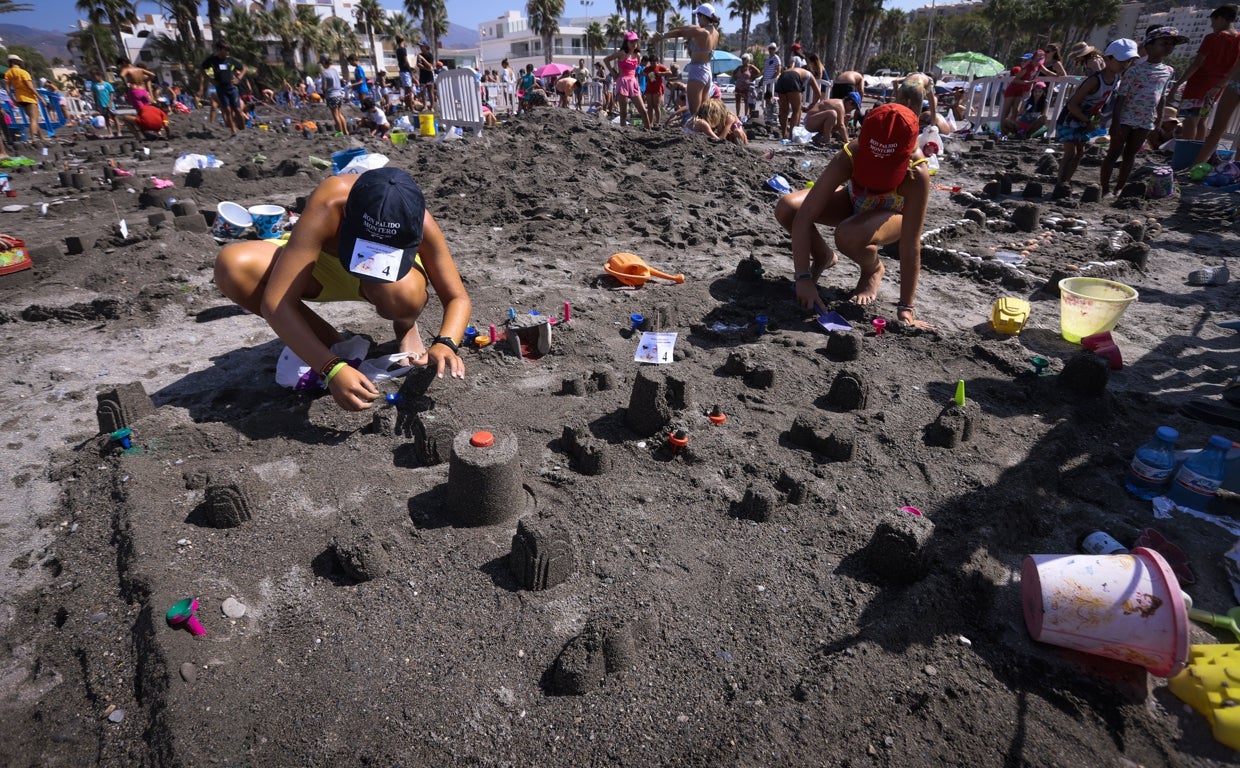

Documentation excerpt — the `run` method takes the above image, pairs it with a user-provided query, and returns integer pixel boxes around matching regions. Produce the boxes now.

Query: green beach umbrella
[935,51,1006,79]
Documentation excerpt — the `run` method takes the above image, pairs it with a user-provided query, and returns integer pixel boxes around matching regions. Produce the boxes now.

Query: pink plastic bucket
[1022,547,1188,677]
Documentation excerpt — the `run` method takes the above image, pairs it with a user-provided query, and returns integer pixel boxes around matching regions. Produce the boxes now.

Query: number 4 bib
[348,237,403,282]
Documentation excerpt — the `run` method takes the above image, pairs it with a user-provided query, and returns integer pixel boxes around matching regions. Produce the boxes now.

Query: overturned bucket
[212,201,253,239]
[1059,277,1138,344]
[1022,547,1188,677]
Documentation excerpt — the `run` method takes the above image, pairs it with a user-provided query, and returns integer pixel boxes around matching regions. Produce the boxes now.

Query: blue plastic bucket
[331,147,367,174]
[1171,139,1204,171]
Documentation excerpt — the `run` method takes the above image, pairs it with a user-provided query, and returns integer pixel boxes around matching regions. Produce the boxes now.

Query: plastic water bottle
[1125,426,1178,500]
[917,125,941,156]
[1167,434,1232,512]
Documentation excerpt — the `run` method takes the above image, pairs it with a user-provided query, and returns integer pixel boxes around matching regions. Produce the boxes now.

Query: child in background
[1056,39,1139,185]
[358,97,389,136]
[1101,27,1186,195]
[1014,82,1049,138]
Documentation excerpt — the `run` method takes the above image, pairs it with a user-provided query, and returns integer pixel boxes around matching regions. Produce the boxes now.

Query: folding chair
[434,68,485,137]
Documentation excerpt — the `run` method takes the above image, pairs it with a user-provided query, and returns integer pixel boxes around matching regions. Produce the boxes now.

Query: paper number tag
[348,237,403,282]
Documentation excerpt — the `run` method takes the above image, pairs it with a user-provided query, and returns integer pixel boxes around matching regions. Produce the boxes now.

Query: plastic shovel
[604,252,685,287]
[1184,593,1240,641]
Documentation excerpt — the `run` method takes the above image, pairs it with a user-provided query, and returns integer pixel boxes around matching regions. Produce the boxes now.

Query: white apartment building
[475,10,686,75]
[1087,3,1217,51]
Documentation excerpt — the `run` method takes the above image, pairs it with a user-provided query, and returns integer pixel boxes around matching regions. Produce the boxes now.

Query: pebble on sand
[221,597,246,619]
[180,662,198,683]
[107,709,126,723]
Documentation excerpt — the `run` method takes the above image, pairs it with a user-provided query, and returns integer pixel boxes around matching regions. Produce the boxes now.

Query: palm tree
[217,7,264,67]
[827,0,853,73]
[727,0,763,55]
[983,0,1025,61]
[320,16,361,69]
[424,1,449,63]
[585,21,606,68]
[150,32,198,83]
[160,0,203,50]
[256,0,302,72]
[527,0,565,64]
[296,6,323,75]
[604,13,625,48]
[67,23,115,74]
[646,0,671,59]
[797,0,813,56]
[407,0,445,64]
[876,9,905,56]
[205,0,223,49]
[354,0,386,73]
[75,0,137,59]
[848,0,885,71]
[388,12,419,49]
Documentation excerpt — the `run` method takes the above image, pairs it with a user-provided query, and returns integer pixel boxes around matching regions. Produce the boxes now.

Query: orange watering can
[604,253,685,287]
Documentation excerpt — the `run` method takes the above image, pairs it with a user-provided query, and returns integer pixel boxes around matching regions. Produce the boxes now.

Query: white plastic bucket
[247,204,287,240]
[1022,547,1188,677]
[212,201,253,239]
[1058,277,1138,343]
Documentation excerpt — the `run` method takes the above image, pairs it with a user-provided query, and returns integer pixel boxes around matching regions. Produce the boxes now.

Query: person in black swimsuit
[417,42,436,110]
[774,67,823,140]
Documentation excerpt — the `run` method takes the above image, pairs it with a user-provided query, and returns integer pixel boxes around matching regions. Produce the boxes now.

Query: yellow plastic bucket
[1058,277,1138,343]
[419,114,436,137]
[390,130,408,146]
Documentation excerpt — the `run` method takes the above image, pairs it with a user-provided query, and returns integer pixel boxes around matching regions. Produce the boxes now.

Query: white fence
[959,74,1240,149]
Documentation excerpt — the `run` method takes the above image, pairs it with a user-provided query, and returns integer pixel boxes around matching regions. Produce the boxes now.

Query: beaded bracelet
[324,361,349,385]
[318,356,344,379]
[896,302,915,313]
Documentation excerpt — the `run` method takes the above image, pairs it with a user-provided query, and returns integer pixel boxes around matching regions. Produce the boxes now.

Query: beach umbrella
[534,62,572,78]
[709,49,742,76]
[934,51,1005,79]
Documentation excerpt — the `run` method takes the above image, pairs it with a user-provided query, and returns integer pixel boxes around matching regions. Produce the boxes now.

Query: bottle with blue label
[1125,426,1178,500]
[1167,435,1232,512]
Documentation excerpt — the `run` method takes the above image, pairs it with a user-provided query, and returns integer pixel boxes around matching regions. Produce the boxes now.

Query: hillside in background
[0,24,71,64]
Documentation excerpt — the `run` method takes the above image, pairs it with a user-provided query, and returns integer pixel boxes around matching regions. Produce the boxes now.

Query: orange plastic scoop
[604,252,685,287]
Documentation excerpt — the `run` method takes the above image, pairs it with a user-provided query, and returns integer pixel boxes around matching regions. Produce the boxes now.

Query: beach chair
[435,68,484,137]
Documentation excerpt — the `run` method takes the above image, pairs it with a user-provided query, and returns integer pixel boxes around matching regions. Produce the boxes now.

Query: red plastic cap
[470,431,495,448]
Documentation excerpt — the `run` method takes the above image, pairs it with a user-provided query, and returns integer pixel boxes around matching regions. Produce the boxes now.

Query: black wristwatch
[795,272,814,282]
[431,335,459,354]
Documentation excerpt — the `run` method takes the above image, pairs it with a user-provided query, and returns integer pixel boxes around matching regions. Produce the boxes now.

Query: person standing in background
[762,42,782,122]
[1171,4,1240,141]
[3,54,46,141]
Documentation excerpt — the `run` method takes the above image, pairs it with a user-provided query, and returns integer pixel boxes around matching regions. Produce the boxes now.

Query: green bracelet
[324,361,349,385]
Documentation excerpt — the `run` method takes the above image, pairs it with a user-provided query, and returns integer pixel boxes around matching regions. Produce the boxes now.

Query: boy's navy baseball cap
[338,167,426,282]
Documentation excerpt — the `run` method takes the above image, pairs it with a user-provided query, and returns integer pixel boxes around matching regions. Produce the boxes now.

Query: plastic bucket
[1058,277,1138,343]
[247,204,287,240]
[1171,139,1204,171]
[1022,547,1188,677]
[390,130,408,146]
[212,201,253,239]
[419,113,436,137]
[331,147,367,173]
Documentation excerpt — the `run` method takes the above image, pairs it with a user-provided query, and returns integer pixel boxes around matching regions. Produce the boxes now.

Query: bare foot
[848,261,885,305]
[398,321,427,365]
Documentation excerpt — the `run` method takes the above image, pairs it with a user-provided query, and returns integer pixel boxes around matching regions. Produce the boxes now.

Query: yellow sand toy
[1169,644,1240,751]
[990,297,1030,335]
